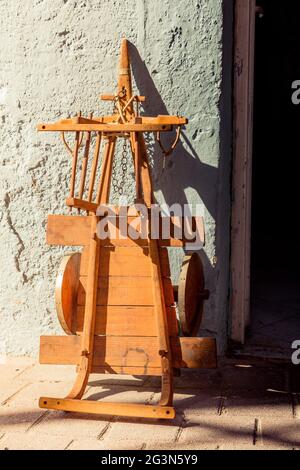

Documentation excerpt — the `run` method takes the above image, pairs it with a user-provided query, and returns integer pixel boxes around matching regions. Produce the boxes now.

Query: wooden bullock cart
[37,39,216,420]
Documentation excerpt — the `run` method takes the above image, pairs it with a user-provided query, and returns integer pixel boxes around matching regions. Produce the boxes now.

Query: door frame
[230,0,256,344]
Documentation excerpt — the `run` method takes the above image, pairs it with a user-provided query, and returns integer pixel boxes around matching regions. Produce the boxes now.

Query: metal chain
[112,137,128,196]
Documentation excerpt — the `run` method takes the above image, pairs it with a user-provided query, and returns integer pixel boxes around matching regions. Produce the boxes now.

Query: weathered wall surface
[0,0,232,356]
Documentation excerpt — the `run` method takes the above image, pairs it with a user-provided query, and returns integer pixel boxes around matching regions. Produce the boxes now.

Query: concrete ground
[0,357,299,450]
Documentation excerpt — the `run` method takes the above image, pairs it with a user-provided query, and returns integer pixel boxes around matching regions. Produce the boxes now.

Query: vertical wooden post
[133,132,141,202]
[69,131,81,199]
[79,131,91,200]
[88,132,102,202]
[231,0,256,344]
[96,137,116,205]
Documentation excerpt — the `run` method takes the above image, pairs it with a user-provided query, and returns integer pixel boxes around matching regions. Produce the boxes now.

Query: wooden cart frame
[38,39,217,420]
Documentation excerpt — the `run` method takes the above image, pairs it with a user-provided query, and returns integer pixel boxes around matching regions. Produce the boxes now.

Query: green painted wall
[0,0,233,355]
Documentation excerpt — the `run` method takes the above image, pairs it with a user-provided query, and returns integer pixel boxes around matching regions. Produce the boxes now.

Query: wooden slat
[40,336,217,371]
[80,246,170,277]
[66,197,98,213]
[46,215,91,246]
[84,246,170,277]
[75,305,178,337]
[40,335,79,365]
[64,115,187,125]
[39,397,175,419]
[77,276,174,306]
[37,123,172,132]
[77,276,153,306]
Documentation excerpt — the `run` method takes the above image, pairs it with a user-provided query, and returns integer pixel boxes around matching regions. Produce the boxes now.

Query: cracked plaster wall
[0,0,232,356]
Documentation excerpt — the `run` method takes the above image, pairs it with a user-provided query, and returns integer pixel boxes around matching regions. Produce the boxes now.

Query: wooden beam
[76,305,178,337]
[40,336,217,371]
[39,397,175,419]
[79,246,171,277]
[77,276,174,307]
[46,214,205,247]
[37,123,172,132]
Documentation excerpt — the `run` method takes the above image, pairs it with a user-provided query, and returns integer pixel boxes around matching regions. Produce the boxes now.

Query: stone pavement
[0,357,299,450]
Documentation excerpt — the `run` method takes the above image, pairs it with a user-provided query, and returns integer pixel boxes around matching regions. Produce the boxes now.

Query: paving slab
[0,431,73,450]
[259,417,300,448]
[222,390,293,418]
[178,416,254,448]
[0,357,298,450]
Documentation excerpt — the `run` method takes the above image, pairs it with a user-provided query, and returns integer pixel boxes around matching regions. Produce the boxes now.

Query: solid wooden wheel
[178,253,209,337]
[55,252,81,335]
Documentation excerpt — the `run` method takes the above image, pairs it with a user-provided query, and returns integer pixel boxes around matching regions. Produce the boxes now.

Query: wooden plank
[75,305,178,337]
[77,276,174,306]
[80,246,171,277]
[40,335,79,365]
[77,276,153,306]
[46,215,91,246]
[40,336,217,370]
[46,214,204,248]
[39,397,175,419]
[37,123,173,132]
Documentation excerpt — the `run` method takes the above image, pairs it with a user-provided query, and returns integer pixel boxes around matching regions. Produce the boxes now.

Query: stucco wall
[0,0,232,356]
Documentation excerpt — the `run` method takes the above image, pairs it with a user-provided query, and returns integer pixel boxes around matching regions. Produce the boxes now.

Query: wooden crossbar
[39,398,175,419]
[37,123,172,132]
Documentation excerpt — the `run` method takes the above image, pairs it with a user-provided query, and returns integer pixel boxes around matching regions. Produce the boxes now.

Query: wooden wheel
[178,253,209,337]
[55,252,81,335]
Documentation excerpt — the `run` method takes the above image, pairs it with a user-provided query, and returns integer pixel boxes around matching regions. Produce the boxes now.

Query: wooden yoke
[38,38,216,421]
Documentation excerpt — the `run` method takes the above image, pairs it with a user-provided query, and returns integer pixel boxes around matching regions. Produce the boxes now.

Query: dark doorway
[249,0,300,358]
